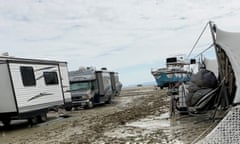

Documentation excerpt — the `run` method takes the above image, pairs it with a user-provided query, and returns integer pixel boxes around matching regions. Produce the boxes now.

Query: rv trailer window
[43,72,59,85]
[20,66,36,86]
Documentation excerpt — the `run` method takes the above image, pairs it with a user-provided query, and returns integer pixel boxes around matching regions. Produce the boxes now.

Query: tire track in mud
[62,88,168,144]
[1,86,216,144]
[0,87,171,144]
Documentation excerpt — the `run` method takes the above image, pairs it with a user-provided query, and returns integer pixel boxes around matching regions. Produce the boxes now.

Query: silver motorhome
[69,67,113,109]
[0,56,71,126]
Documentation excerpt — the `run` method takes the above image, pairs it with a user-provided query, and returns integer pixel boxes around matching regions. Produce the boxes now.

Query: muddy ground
[0,86,220,144]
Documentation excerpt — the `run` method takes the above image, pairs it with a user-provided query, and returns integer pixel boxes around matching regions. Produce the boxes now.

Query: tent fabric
[196,25,240,144]
[216,28,240,103]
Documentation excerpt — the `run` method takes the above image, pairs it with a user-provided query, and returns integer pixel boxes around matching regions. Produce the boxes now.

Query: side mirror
[91,83,95,90]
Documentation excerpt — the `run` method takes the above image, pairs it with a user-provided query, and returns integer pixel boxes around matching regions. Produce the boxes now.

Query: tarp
[186,70,217,107]
[216,28,240,104]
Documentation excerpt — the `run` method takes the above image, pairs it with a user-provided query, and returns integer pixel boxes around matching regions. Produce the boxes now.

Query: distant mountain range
[124,81,155,88]
[142,81,156,86]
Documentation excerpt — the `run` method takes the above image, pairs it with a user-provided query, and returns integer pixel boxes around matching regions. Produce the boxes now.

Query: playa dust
[0,86,216,144]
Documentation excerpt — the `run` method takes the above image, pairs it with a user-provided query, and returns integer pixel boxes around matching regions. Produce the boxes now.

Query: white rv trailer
[0,56,71,126]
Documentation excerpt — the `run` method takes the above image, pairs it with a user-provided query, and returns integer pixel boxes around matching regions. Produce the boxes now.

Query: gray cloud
[1,0,240,85]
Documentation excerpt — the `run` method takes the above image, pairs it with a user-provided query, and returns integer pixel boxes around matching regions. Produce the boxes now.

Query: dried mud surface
[0,86,218,144]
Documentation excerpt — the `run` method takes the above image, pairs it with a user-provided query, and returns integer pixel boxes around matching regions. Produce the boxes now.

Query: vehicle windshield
[70,81,91,91]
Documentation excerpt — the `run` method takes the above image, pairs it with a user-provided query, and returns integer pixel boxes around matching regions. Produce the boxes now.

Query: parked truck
[68,67,117,109]
[0,56,71,126]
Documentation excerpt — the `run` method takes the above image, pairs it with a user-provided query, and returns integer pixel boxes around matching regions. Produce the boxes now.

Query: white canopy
[216,28,240,103]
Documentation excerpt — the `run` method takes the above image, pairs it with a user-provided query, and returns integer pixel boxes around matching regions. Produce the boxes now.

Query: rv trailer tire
[28,117,38,125]
[37,113,47,123]
[2,119,11,126]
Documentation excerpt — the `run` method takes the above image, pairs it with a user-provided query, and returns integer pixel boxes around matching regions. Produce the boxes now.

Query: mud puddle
[103,110,217,144]
[104,112,171,139]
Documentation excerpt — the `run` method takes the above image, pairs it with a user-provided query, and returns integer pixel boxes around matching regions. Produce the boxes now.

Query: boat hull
[153,71,190,89]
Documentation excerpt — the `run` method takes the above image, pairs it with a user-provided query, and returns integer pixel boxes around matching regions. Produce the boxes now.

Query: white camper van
[0,56,71,126]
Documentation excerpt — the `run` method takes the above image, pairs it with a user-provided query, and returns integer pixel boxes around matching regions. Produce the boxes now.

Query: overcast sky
[1,0,240,86]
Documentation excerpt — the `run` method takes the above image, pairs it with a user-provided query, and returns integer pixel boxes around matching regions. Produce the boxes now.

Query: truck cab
[70,80,96,108]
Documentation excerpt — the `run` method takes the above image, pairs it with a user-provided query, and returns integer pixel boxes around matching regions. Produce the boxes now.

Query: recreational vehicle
[0,56,71,126]
[69,67,114,109]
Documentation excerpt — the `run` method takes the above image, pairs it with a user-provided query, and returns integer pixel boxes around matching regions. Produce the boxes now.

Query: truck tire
[84,98,94,109]
[105,95,112,104]
[87,101,93,108]
[65,106,72,111]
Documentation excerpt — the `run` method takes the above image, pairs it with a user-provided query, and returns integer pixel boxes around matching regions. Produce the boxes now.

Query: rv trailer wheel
[28,117,38,125]
[37,113,47,123]
[2,119,11,126]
